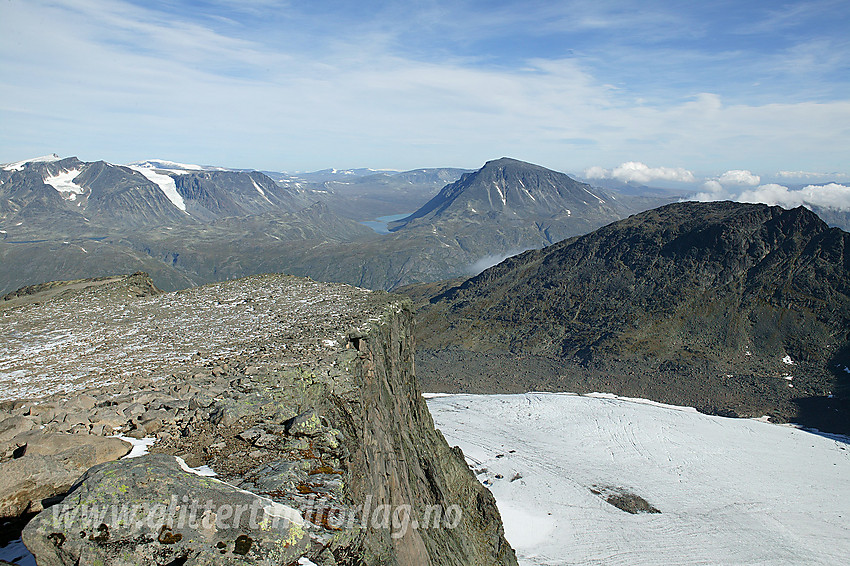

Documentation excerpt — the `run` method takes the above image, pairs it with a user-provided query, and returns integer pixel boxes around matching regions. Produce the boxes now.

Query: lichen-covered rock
[22,454,309,566]
[283,409,323,437]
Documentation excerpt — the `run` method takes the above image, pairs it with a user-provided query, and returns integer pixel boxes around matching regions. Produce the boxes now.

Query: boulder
[0,415,35,445]
[65,394,97,412]
[283,410,323,437]
[210,395,272,427]
[23,454,310,566]
[0,433,131,518]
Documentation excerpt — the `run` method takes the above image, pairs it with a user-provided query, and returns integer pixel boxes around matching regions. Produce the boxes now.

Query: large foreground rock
[0,433,130,518]
[23,454,309,566]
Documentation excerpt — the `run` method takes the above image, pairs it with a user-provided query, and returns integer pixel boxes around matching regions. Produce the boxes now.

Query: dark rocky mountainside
[1,273,516,565]
[173,170,305,221]
[408,201,850,433]
[400,158,614,223]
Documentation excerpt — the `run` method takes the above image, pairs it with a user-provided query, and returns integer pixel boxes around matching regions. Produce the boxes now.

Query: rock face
[5,273,516,565]
[410,201,850,432]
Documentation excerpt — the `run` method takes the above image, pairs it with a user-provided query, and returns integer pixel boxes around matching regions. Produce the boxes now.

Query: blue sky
[1,0,848,180]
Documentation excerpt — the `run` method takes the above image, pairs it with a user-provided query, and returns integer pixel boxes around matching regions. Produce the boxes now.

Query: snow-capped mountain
[0,156,188,229]
[1,153,64,172]
[0,156,307,229]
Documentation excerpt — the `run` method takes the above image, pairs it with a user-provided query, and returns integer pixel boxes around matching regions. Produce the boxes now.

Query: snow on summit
[2,154,61,171]
[129,159,204,171]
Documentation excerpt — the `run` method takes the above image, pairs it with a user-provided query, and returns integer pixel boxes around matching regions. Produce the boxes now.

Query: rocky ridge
[0,273,515,565]
[407,201,850,432]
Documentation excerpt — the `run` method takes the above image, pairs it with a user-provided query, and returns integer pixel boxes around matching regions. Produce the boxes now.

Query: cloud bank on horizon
[694,181,850,212]
[585,160,850,211]
[1,0,849,176]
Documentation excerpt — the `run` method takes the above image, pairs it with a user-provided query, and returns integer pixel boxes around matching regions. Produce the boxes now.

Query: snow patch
[584,391,699,412]
[251,178,273,204]
[130,159,203,171]
[496,501,556,548]
[115,435,156,459]
[493,182,507,206]
[582,186,605,203]
[428,392,850,566]
[129,166,186,211]
[782,355,795,365]
[44,169,84,196]
[176,456,217,477]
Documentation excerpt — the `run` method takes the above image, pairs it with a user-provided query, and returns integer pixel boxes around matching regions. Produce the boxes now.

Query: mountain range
[0,155,674,294]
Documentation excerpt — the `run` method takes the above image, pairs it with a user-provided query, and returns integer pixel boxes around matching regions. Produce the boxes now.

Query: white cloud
[693,182,850,212]
[583,166,610,179]
[617,162,696,184]
[701,180,724,193]
[717,170,760,186]
[777,170,850,182]
[467,248,533,275]
[1,1,850,174]
[583,162,695,184]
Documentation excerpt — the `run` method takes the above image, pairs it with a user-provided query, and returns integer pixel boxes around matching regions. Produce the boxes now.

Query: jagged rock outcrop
[2,273,516,565]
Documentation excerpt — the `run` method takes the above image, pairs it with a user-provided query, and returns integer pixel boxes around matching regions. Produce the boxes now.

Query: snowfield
[426,393,850,566]
[129,165,187,211]
[43,168,84,196]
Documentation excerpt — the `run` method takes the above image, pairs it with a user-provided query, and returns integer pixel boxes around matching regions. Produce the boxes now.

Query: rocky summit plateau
[0,273,516,565]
